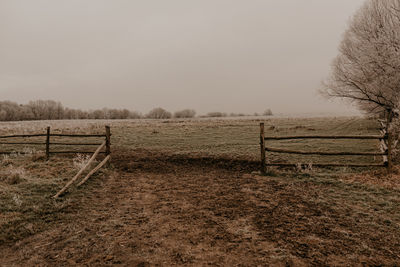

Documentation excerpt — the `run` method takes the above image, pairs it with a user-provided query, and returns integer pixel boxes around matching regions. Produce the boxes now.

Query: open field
[1,117,400,265]
[0,116,384,164]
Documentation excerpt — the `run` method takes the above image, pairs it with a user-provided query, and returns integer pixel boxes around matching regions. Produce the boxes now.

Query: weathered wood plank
[49,151,106,154]
[77,155,111,186]
[264,135,385,140]
[260,123,266,174]
[49,134,106,137]
[266,163,386,167]
[0,134,47,139]
[0,151,39,154]
[105,126,111,156]
[265,147,386,156]
[50,143,103,146]
[0,142,45,145]
[46,127,50,160]
[53,142,106,198]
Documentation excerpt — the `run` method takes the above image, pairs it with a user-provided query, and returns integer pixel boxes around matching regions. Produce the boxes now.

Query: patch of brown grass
[0,152,111,246]
[5,172,23,185]
[340,167,400,189]
[1,149,399,266]
[0,164,27,185]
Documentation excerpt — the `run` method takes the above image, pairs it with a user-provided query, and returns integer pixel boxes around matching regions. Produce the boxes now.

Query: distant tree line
[0,100,142,121]
[0,100,273,121]
[200,109,273,118]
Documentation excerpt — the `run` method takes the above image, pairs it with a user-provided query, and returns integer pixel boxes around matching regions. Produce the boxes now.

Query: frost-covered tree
[174,109,196,118]
[263,109,273,116]
[323,0,400,117]
[0,99,143,121]
[145,107,172,119]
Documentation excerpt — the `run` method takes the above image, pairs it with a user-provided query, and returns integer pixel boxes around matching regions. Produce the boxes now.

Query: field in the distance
[0,116,399,266]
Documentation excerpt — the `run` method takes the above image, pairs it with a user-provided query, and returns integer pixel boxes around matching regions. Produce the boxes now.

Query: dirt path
[1,150,399,266]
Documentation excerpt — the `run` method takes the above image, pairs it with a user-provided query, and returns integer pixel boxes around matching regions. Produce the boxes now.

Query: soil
[0,149,399,266]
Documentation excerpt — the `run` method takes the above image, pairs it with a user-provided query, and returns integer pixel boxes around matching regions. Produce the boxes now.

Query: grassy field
[0,116,383,163]
[0,116,399,265]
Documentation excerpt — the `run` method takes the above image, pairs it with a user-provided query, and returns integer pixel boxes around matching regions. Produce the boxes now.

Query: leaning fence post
[105,126,111,156]
[46,126,50,160]
[260,123,266,174]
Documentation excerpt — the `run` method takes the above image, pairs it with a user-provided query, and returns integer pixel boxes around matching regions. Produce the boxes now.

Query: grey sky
[0,0,365,115]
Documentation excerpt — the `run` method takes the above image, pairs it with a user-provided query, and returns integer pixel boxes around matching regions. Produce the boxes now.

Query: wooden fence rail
[264,135,385,140]
[0,126,111,159]
[259,123,390,173]
[0,134,47,138]
[264,147,386,156]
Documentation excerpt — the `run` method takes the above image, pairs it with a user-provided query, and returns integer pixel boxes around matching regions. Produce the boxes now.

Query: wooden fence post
[105,126,111,156]
[387,110,393,172]
[46,126,50,160]
[387,132,393,172]
[260,123,266,174]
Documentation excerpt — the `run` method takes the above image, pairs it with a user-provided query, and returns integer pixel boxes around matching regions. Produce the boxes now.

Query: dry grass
[0,152,109,246]
[0,116,399,265]
[1,149,399,265]
[340,166,400,189]
[0,116,380,163]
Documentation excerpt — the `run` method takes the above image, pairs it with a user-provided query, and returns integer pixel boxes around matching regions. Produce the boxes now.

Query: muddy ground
[0,149,399,266]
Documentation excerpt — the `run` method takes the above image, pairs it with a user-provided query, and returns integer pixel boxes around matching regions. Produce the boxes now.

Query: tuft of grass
[6,172,23,185]
[0,166,27,185]
[72,154,92,170]
[1,155,13,166]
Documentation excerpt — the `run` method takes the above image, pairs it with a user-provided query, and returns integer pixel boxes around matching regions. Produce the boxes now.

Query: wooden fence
[0,126,111,160]
[259,123,391,173]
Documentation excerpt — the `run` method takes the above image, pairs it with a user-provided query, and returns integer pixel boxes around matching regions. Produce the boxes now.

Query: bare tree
[323,0,400,117]
[205,112,227,118]
[0,99,143,121]
[128,111,142,119]
[174,109,196,118]
[263,109,273,116]
[0,101,21,121]
[146,108,172,119]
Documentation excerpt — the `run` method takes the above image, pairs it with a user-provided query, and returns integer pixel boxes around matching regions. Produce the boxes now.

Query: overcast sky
[0,0,366,115]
